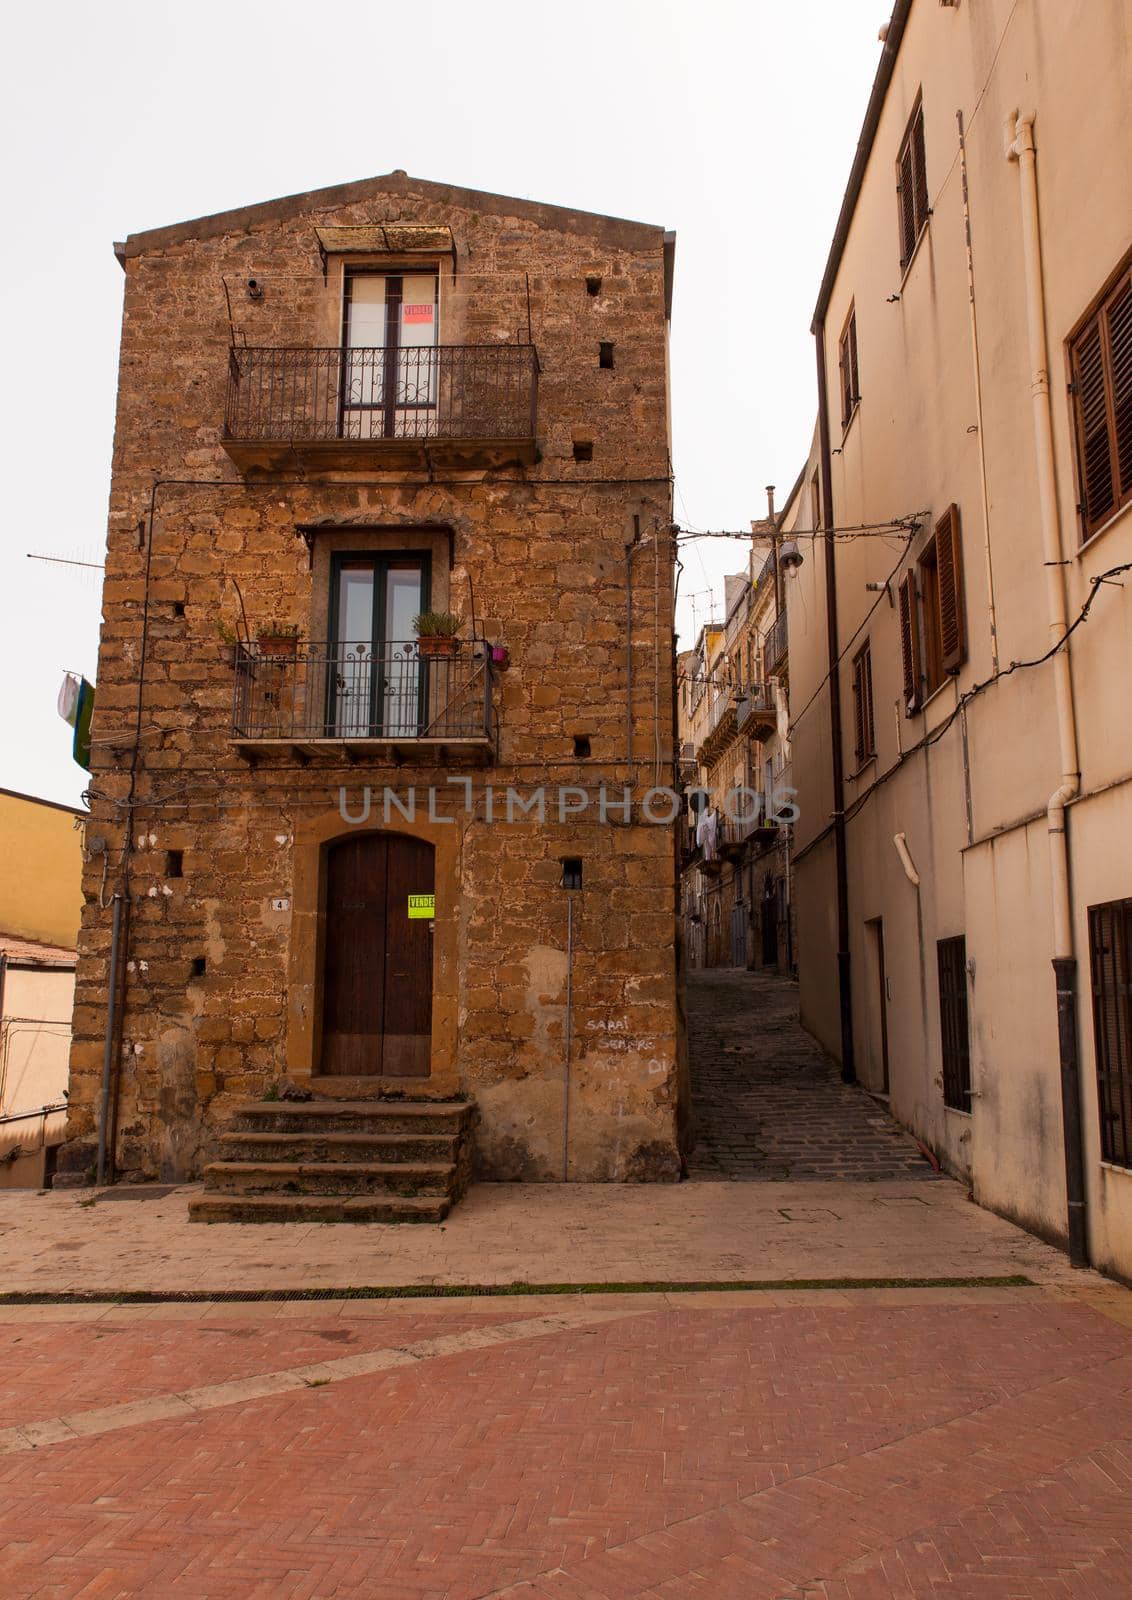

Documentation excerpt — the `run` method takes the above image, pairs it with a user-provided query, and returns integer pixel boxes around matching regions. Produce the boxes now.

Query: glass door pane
[332,563,376,735]
[343,276,387,439]
[382,563,425,737]
[396,273,439,428]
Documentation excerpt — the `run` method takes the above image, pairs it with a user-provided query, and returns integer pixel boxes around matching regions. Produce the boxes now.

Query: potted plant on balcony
[256,621,301,659]
[413,612,461,660]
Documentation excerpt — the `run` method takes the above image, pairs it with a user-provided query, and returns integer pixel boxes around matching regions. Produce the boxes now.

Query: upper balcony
[230,638,496,763]
[764,611,788,675]
[221,344,539,474]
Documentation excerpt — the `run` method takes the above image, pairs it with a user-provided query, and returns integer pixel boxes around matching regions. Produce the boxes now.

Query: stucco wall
[0,791,83,948]
[786,0,1132,1272]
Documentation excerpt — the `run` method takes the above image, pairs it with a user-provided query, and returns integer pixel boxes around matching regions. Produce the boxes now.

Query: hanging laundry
[57,672,81,727]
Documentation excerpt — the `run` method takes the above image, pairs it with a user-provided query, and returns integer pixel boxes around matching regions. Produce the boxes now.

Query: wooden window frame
[850,640,875,767]
[1068,248,1132,540]
[1088,898,1132,1169]
[838,305,860,430]
[896,96,930,275]
[901,505,966,712]
[937,935,972,1111]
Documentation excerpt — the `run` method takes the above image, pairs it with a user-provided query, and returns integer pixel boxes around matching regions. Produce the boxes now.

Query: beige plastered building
[786,0,1132,1277]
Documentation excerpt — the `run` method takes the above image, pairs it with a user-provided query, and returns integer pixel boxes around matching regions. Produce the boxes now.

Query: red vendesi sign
[403,304,435,324]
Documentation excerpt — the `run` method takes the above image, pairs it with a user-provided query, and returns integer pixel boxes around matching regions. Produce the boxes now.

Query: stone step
[188,1192,450,1225]
[203,1159,454,1198]
[218,1130,460,1164]
[230,1099,474,1136]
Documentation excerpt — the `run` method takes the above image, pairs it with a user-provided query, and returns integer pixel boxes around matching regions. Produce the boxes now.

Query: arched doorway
[321,833,435,1077]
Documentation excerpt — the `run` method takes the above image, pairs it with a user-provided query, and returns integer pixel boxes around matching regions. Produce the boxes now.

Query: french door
[341,270,439,440]
[329,553,430,737]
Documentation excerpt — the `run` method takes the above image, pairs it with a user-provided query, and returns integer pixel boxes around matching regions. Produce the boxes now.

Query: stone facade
[61,172,684,1186]
[677,521,794,978]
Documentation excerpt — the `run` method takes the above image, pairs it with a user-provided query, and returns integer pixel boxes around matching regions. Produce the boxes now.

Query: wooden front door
[321,833,434,1077]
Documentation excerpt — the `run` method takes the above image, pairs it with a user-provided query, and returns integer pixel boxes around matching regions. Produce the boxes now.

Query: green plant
[256,620,300,639]
[412,611,460,638]
[263,1083,280,1102]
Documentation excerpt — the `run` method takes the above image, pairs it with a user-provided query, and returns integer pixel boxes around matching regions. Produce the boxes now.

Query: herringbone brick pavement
[2,1296,1132,1597]
[686,968,939,1182]
[0,1311,518,1426]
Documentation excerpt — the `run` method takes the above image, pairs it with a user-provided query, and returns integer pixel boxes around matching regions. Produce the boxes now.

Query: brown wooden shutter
[839,332,851,427]
[911,107,929,236]
[935,504,967,673]
[1073,314,1115,530]
[1105,275,1132,503]
[898,142,916,270]
[898,574,921,713]
[852,656,865,764]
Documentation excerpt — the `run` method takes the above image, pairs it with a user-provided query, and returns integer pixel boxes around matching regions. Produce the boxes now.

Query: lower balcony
[222,345,539,473]
[231,639,495,763]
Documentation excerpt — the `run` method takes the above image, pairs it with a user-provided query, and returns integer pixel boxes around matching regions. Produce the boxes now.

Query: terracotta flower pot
[417,635,460,659]
[258,635,299,659]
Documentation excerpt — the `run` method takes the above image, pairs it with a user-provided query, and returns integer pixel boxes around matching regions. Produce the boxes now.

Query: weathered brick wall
[62,175,682,1184]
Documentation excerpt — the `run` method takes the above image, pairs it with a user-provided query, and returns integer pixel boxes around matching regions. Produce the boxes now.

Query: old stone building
[60,172,684,1214]
[677,514,794,976]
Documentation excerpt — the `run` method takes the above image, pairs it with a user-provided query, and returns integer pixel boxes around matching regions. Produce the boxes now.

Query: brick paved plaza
[3,970,1132,1596]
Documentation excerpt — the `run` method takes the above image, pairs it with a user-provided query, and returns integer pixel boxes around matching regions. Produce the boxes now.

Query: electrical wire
[798,561,1132,856]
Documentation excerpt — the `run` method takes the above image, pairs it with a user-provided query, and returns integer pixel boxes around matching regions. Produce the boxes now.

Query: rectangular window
[937,936,971,1111]
[851,641,875,766]
[901,505,966,710]
[897,98,930,273]
[1088,899,1132,1168]
[1069,254,1132,538]
[839,306,860,428]
[341,269,439,441]
[329,553,430,737]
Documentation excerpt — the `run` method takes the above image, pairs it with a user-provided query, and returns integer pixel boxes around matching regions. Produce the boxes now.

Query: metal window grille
[1088,899,1132,1167]
[937,935,971,1110]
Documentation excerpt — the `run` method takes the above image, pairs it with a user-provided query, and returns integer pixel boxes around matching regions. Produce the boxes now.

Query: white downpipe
[1005,111,1080,961]
[893,833,920,888]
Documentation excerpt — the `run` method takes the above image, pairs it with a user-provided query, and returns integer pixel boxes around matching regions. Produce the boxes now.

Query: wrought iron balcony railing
[765,610,788,672]
[231,639,495,754]
[222,344,539,470]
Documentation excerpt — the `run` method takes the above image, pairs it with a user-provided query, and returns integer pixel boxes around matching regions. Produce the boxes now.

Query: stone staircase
[188,1098,476,1224]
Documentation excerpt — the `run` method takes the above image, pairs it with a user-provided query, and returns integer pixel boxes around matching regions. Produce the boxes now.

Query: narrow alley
[686,967,938,1182]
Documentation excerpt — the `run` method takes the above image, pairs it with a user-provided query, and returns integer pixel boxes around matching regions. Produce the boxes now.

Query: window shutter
[849,315,859,407]
[936,504,967,673]
[839,333,851,426]
[1105,275,1132,503]
[898,143,916,270]
[912,108,929,235]
[898,574,921,713]
[852,658,865,764]
[1073,315,1115,529]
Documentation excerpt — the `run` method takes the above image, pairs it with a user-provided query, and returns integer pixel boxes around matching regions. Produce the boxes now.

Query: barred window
[937,936,971,1111]
[1088,899,1132,1168]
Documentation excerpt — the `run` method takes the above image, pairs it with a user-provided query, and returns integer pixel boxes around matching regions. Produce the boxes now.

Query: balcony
[736,681,778,738]
[765,611,788,675]
[222,344,539,474]
[231,639,495,762]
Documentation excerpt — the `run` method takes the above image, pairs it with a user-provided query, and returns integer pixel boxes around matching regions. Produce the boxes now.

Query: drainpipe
[815,327,856,1083]
[1005,110,1087,1267]
[96,893,125,1187]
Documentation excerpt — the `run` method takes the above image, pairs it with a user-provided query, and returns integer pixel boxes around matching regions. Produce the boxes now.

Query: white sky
[0,0,885,807]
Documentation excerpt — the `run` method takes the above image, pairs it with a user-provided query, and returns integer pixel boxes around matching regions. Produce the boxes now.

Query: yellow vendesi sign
[407,894,435,919]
